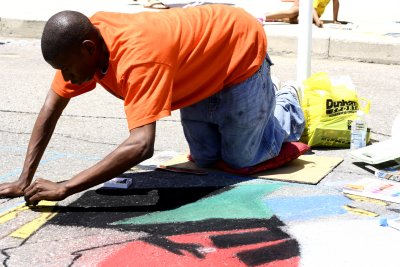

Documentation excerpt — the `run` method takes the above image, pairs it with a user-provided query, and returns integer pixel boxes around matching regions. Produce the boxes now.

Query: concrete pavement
[1,0,400,64]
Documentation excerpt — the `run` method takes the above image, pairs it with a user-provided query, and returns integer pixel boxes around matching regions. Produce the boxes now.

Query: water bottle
[350,110,367,149]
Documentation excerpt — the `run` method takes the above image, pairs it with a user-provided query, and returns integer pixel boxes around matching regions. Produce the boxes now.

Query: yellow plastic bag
[300,72,371,147]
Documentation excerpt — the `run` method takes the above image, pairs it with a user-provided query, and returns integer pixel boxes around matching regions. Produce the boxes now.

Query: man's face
[50,44,97,85]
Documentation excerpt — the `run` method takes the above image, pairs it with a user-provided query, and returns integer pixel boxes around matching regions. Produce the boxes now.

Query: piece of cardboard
[161,155,343,185]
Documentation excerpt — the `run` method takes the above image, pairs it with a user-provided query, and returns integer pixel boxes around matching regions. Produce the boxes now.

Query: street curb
[0,18,44,38]
[329,38,400,65]
[267,33,400,65]
[1,18,400,65]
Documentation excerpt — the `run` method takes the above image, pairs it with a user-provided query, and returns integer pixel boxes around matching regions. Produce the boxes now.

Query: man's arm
[0,89,69,197]
[332,0,340,23]
[24,121,156,204]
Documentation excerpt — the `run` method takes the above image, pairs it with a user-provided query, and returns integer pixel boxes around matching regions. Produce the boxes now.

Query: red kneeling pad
[189,142,310,175]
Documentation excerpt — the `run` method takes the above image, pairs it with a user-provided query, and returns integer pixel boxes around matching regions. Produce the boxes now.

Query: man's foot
[281,81,302,104]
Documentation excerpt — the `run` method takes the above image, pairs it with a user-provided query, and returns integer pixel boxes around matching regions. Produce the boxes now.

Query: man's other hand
[24,178,68,205]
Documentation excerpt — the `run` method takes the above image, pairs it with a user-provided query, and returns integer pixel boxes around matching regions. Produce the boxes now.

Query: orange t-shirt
[51,5,267,129]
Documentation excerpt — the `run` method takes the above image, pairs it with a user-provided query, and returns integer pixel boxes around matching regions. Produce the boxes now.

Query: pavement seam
[327,36,331,58]
[0,109,181,122]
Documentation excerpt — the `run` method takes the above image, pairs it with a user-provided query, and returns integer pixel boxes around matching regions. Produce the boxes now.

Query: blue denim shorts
[180,55,305,169]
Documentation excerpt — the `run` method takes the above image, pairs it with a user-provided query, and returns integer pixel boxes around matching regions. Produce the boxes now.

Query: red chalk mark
[99,228,299,267]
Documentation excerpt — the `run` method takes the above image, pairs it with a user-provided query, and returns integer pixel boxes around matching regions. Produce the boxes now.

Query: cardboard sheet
[162,154,343,185]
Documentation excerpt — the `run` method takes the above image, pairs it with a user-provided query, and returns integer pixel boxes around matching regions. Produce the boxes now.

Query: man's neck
[97,34,110,76]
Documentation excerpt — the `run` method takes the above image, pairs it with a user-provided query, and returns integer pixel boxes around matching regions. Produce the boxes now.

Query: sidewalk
[1,0,400,64]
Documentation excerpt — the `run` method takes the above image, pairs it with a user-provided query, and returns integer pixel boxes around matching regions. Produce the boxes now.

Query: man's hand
[24,178,68,205]
[315,20,323,28]
[0,89,70,201]
[0,180,28,198]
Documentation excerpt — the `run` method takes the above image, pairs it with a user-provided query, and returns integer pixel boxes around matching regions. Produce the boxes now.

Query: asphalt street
[1,2,400,266]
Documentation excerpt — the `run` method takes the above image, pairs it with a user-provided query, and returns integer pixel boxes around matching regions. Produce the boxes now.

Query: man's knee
[191,156,216,168]
[221,145,264,169]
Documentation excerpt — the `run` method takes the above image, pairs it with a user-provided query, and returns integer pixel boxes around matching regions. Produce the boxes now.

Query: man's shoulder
[90,11,115,21]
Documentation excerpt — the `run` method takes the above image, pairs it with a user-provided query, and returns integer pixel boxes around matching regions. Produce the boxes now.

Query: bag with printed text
[300,72,371,147]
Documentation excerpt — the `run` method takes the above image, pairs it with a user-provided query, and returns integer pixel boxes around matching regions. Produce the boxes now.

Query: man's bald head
[41,10,96,63]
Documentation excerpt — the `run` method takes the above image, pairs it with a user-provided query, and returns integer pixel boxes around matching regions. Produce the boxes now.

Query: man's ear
[82,40,96,56]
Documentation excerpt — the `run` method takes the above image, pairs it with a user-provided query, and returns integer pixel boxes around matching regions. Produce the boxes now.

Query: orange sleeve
[122,63,174,130]
[51,70,96,98]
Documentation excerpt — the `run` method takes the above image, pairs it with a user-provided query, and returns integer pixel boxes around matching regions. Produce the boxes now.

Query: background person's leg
[265,2,300,22]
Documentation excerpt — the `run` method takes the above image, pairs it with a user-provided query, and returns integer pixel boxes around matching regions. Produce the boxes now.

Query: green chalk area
[112,183,282,225]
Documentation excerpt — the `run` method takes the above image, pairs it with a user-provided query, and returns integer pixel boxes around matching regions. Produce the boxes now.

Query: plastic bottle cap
[356,110,364,116]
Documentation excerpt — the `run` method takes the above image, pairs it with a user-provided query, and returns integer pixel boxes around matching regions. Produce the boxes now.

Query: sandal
[133,0,169,9]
